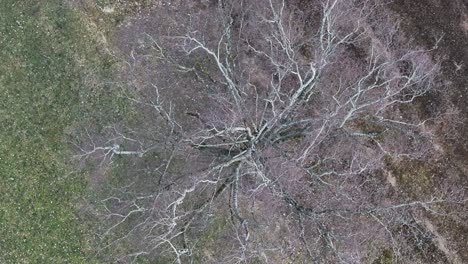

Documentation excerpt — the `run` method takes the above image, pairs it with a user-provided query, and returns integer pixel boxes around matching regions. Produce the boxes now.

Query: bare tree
[76,0,465,263]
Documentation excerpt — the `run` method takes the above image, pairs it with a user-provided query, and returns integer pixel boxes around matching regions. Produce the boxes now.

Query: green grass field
[0,1,110,262]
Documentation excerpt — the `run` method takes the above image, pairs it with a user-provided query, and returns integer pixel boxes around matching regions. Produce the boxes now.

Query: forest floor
[1,0,467,263]
[389,0,468,262]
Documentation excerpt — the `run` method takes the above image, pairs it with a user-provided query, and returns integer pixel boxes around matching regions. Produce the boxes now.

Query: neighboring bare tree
[75,0,465,263]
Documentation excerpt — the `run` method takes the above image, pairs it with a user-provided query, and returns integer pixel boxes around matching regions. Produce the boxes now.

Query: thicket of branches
[75,0,464,263]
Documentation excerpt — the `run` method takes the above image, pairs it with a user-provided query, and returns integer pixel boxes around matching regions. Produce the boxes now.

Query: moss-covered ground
[0,1,114,262]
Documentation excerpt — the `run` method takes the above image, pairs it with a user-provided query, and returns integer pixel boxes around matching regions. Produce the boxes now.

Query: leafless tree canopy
[76,0,464,263]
